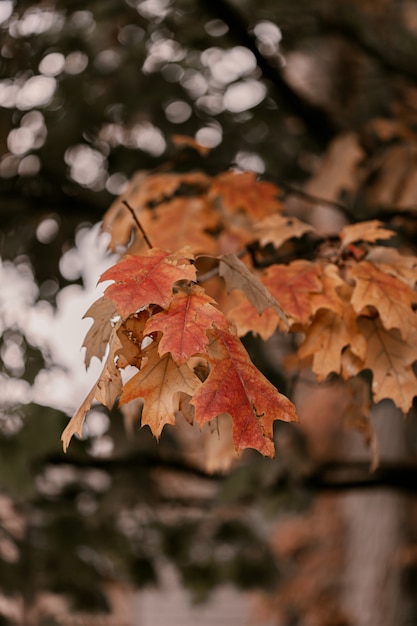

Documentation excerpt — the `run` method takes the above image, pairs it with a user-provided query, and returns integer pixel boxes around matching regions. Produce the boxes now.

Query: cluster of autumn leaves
[62,167,417,458]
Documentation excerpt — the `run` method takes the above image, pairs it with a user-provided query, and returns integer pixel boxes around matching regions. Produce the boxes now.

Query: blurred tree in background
[1,1,417,624]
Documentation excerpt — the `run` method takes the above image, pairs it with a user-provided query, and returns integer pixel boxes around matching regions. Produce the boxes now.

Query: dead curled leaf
[218,253,288,327]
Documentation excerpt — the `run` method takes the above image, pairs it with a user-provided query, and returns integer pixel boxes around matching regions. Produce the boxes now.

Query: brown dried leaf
[254,214,315,249]
[82,296,117,367]
[358,317,417,413]
[349,260,417,339]
[62,328,123,452]
[298,306,366,381]
[219,253,288,326]
[340,220,396,247]
[366,247,417,288]
[119,340,201,438]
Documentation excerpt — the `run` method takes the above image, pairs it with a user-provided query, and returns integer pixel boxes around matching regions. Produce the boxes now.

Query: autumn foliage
[62,153,417,465]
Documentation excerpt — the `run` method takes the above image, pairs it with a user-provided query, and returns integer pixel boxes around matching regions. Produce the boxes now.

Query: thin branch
[305,460,417,493]
[122,199,154,249]
[277,180,355,222]
[42,453,417,493]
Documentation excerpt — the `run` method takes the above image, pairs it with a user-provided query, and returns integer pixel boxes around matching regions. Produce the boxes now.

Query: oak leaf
[366,247,417,288]
[210,171,283,220]
[219,253,288,326]
[62,327,123,452]
[145,283,228,364]
[115,312,150,369]
[139,196,220,255]
[82,296,117,367]
[262,260,322,325]
[225,289,279,340]
[100,248,196,319]
[191,327,298,456]
[340,220,396,247]
[254,214,315,249]
[297,307,365,381]
[308,263,346,317]
[357,317,417,413]
[349,260,417,338]
[119,340,201,438]
[102,171,211,251]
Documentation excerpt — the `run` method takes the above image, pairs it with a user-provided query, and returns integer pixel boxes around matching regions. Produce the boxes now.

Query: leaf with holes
[145,283,228,364]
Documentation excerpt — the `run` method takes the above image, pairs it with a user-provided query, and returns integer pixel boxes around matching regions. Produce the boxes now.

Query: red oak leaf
[145,283,228,364]
[100,248,196,319]
[191,327,298,457]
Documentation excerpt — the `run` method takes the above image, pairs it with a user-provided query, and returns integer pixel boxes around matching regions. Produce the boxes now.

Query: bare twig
[122,199,154,249]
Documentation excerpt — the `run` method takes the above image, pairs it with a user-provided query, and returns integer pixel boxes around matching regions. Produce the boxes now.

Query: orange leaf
[102,171,211,251]
[349,260,417,338]
[145,283,228,364]
[100,248,196,319]
[210,171,283,220]
[298,307,366,381]
[226,289,279,340]
[366,246,417,288]
[119,340,201,438]
[139,196,220,255]
[254,214,315,249]
[340,220,396,247]
[308,263,347,316]
[357,317,417,413]
[191,327,298,457]
[262,260,322,325]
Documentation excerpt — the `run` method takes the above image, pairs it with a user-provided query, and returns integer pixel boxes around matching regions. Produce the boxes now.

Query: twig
[122,199,154,249]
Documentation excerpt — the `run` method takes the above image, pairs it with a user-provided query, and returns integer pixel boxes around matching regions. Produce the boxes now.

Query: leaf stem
[122,200,154,249]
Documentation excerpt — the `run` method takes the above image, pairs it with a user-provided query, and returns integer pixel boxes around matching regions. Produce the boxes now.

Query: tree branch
[199,0,337,145]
